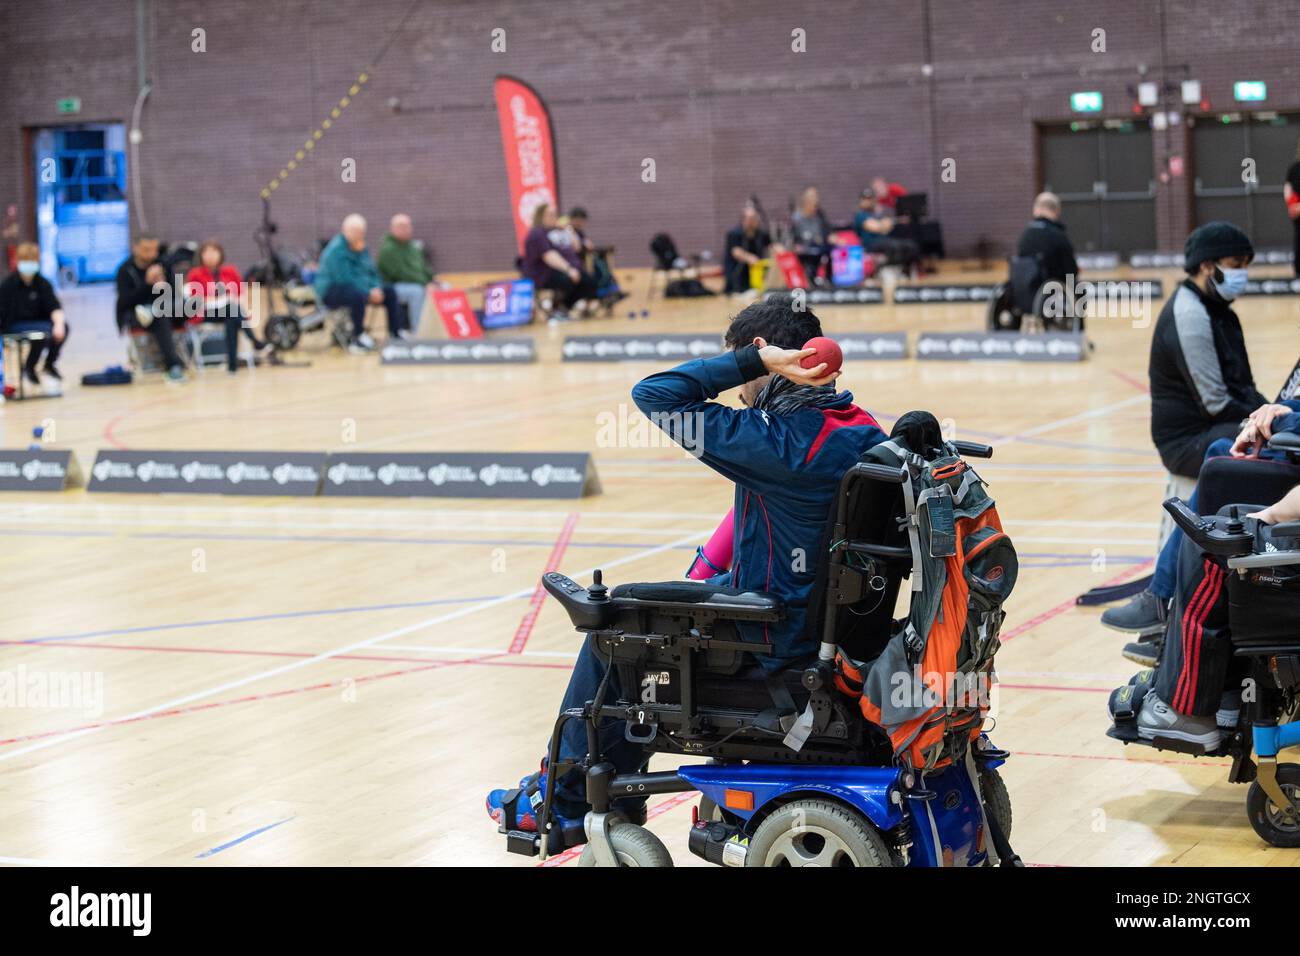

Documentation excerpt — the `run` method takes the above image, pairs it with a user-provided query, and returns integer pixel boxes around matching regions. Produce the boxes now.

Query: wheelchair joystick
[587,569,609,602]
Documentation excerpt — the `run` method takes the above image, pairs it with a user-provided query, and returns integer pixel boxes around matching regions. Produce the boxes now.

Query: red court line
[101,396,175,450]
[1001,559,1153,645]
[1108,368,1151,395]
[1014,749,1232,768]
[999,682,1107,694]
[508,512,580,655]
[539,790,700,868]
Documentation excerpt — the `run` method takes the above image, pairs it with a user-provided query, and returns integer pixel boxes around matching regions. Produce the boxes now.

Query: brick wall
[3,0,1299,272]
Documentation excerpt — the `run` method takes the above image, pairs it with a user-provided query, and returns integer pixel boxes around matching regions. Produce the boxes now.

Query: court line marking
[18,594,520,645]
[996,394,1149,447]
[195,816,295,859]
[509,513,580,654]
[1001,559,1154,645]
[0,530,708,763]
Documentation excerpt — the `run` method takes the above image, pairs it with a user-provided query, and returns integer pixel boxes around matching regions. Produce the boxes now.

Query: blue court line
[0,529,117,538]
[195,816,295,859]
[21,594,521,645]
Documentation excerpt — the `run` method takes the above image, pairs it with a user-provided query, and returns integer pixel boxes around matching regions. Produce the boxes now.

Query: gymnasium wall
[3,0,1300,272]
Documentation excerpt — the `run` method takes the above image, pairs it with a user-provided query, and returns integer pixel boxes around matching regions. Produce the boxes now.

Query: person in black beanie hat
[1102,221,1267,638]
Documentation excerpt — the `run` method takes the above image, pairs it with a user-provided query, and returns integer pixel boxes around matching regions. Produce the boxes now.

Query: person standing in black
[723,203,771,295]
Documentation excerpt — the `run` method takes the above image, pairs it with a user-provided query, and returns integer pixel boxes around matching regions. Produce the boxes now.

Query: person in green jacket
[314,213,407,353]
[377,214,436,336]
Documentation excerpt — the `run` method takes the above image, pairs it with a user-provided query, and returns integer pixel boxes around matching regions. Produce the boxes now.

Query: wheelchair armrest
[1267,431,1300,457]
[610,581,784,623]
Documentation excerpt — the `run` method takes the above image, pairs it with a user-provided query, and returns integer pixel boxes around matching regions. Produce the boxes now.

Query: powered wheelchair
[986,254,1080,333]
[1108,431,1300,848]
[500,436,1018,868]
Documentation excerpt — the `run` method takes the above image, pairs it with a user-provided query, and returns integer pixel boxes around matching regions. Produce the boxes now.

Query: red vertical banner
[775,249,809,289]
[494,75,560,251]
[432,288,483,339]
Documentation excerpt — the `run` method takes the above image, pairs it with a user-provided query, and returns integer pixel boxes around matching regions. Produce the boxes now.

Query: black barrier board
[88,450,325,496]
[379,337,537,364]
[561,334,721,362]
[915,331,1087,362]
[0,449,80,491]
[321,451,599,499]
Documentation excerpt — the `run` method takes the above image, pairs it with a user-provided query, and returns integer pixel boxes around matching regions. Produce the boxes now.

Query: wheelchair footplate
[1106,722,1233,759]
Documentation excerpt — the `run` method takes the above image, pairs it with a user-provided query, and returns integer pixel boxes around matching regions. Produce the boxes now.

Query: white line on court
[0,529,710,765]
[996,394,1148,447]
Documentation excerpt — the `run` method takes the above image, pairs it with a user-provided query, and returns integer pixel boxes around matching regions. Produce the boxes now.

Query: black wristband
[734,343,766,381]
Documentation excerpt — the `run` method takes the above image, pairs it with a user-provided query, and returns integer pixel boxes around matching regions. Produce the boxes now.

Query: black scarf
[751,374,842,416]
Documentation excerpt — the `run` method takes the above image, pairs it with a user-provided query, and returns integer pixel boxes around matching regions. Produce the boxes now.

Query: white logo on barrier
[531,464,583,487]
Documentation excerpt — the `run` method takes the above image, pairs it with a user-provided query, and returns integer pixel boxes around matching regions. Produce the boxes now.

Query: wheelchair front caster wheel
[746,798,894,867]
[576,823,673,867]
[1246,764,1300,848]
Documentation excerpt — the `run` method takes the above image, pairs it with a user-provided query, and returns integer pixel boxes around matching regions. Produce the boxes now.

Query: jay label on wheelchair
[486,303,1024,867]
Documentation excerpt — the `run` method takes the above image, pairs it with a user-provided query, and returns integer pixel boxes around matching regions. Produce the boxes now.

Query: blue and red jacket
[632,345,888,670]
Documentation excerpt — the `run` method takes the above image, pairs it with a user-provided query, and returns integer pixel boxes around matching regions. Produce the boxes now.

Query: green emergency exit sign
[56,97,81,115]
[1071,91,1103,113]
[1233,81,1266,102]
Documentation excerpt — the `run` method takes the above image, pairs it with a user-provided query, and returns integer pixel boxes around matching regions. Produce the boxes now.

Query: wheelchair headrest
[889,410,944,460]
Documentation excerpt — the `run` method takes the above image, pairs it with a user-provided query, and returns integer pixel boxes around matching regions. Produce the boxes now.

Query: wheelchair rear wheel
[745,798,893,867]
[263,314,301,351]
[1246,764,1300,848]
[986,285,1022,332]
[576,823,674,867]
[980,767,1013,842]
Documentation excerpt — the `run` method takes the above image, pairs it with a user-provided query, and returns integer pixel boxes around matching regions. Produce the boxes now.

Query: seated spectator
[567,207,596,259]
[870,176,908,214]
[314,214,407,353]
[790,187,841,286]
[1016,192,1078,286]
[1111,481,1300,748]
[1103,221,1263,637]
[0,241,67,395]
[521,203,597,320]
[853,191,920,276]
[723,203,771,295]
[377,213,435,337]
[115,235,186,382]
[184,240,270,373]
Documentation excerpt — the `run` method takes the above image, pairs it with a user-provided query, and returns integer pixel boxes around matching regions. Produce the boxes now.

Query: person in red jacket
[184,240,270,373]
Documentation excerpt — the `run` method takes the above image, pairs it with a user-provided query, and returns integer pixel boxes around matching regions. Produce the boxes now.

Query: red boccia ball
[800,336,842,376]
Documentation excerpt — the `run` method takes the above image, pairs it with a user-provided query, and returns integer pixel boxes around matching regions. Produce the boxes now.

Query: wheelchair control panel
[541,570,612,630]
[1162,498,1256,557]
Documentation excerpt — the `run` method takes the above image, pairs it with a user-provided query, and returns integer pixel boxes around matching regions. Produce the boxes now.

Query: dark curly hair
[723,292,823,352]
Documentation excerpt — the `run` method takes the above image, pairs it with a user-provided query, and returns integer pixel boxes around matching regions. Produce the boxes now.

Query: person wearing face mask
[0,242,67,396]
[1102,221,1266,638]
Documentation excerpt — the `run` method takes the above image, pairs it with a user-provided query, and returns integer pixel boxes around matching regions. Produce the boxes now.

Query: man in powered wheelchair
[1107,433,1300,848]
[486,294,1022,867]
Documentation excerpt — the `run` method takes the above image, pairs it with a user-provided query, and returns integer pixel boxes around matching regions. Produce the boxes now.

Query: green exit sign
[1071,91,1103,113]
[1233,81,1266,102]
[56,97,81,115]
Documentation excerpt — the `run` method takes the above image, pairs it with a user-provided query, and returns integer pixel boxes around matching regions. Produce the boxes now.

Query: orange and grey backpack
[834,421,1018,772]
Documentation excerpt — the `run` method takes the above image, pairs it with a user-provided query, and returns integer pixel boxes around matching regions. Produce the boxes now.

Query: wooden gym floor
[1,264,1298,867]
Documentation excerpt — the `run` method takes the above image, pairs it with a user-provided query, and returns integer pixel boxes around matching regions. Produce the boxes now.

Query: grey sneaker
[1101,589,1167,635]
[1137,692,1222,748]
